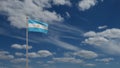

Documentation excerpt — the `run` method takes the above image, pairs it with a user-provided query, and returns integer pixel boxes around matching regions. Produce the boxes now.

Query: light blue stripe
[28,19,48,27]
[28,28,48,34]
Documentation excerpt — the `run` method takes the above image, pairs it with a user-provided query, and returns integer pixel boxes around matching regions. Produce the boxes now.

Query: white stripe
[28,23,48,30]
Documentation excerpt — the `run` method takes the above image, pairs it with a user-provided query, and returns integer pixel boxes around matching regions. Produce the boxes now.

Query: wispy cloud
[0,21,84,51]
[98,25,108,29]
[52,57,84,64]
[95,58,114,63]
[48,37,80,51]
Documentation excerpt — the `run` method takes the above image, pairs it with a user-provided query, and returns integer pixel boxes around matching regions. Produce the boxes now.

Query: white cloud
[53,57,83,64]
[83,28,120,55]
[38,50,53,57]
[15,52,24,57]
[64,50,98,59]
[46,23,84,51]
[84,31,97,37]
[101,0,104,2]
[33,0,52,8]
[84,36,109,46]
[97,28,120,38]
[50,57,96,67]
[84,63,96,67]
[11,44,32,50]
[37,61,44,64]
[0,50,14,60]
[0,54,14,60]
[48,37,80,51]
[98,25,108,29]
[79,0,97,11]
[28,50,53,58]
[74,50,98,59]
[66,12,71,17]
[95,58,114,63]
[0,51,9,55]
[47,61,55,64]
[11,58,28,63]
[84,28,120,38]
[14,50,53,58]
[53,0,71,6]
[0,0,64,28]
[28,52,40,58]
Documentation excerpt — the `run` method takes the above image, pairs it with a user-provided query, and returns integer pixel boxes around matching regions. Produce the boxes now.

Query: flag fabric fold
[28,19,48,34]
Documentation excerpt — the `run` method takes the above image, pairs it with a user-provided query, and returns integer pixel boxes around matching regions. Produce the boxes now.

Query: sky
[0,0,120,68]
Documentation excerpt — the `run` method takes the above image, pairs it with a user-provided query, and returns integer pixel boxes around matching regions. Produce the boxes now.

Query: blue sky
[0,0,120,68]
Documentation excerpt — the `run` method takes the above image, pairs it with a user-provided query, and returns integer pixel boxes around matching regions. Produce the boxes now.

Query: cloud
[44,23,82,51]
[52,0,71,6]
[84,28,120,38]
[0,27,39,44]
[15,52,24,57]
[14,50,53,58]
[0,0,64,28]
[28,50,53,58]
[64,50,98,59]
[28,52,40,58]
[46,23,83,51]
[101,0,104,2]
[84,31,97,37]
[0,50,14,60]
[11,58,28,63]
[73,50,98,59]
[83,28,120,55]
[53,57,83,64]
[0,50,9,54]
[0,0,83,52]
[66,12,71,17]
[11,44,32,50]
[0,54,14,60]
[1,19,83,51]
[33,0,52,8]
[84,36,109,46]
[95,58,114,63]
[84,63,96,67]
[47,61,55,64]
[49,37,80,51]
[98,25,108,29]
[47,57,97,67]
[78,0,97,11]
[38,50,53,57]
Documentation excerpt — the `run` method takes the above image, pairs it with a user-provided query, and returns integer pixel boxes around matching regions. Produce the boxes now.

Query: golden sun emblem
[36,25,40,28]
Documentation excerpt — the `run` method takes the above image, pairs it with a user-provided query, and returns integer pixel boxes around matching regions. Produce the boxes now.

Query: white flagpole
[26,17,29,68]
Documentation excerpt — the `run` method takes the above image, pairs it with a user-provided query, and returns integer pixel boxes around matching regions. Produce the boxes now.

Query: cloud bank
[0,0,72,28]
[83,28,120,55]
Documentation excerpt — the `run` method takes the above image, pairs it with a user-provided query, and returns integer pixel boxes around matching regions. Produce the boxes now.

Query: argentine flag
[28,19,48,34]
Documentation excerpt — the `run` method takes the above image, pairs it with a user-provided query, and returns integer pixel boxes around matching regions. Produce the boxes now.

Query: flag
[28,19,48,34]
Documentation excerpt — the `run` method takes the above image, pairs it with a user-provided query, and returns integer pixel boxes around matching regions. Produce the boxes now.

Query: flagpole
[26,17,29,68]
